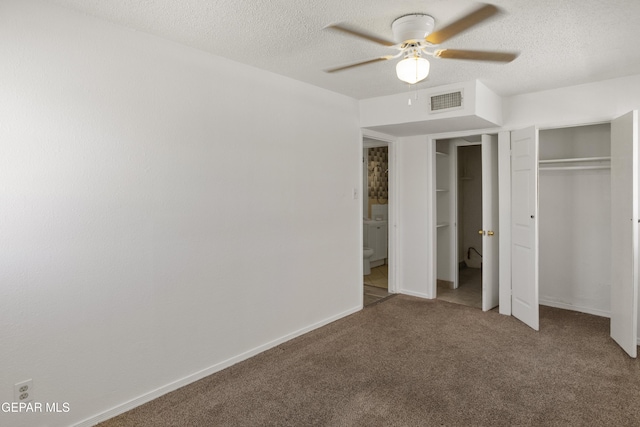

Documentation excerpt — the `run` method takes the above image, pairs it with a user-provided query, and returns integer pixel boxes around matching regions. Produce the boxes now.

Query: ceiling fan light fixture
[396,56,430,84]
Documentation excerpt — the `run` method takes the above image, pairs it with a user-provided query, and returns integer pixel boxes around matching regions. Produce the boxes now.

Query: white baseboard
[73,304,362,427]
[539,298,610,318]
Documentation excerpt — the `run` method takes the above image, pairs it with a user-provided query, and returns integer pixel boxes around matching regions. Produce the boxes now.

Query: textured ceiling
[49,0,640,100]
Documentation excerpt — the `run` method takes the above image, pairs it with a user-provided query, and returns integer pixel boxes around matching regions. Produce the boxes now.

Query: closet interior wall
[458,145,483,269]
[538,123,612,317]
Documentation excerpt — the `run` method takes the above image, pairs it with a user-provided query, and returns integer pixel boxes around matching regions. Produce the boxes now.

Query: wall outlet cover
[14,379,33,402]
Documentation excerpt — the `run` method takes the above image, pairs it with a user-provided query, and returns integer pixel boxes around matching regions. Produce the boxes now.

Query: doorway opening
[435,135,499,311]
[442,144,483,308]
[363,138,393,306]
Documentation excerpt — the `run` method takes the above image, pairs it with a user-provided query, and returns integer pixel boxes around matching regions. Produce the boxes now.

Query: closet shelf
[538,156,610,164]
[436,151,448,157]
[436,188,449,192]
[436,223,449,228]
[540,165,610,171]
[539,156,611,171]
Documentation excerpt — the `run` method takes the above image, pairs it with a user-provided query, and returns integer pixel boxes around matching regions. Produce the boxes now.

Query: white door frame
[481,134,500,311]
[429,133,500,301]
[427,130,498,300]
[498,119,615,317]
[498,131,512,314]
[450,136,499,311]
[362,130,398,294]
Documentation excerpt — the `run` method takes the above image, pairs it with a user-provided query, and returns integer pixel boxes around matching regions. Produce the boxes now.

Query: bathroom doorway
[363,137,394,306]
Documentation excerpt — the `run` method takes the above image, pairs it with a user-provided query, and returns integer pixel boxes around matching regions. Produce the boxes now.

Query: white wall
[396,135,433,298]
[0,2,362,426]
[475,80,503,126]
[360,81,478,129]
[503,74,640,129]
[360,80,502,137]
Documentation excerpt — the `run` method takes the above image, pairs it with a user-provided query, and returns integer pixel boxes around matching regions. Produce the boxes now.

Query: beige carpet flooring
[98,295,640,426]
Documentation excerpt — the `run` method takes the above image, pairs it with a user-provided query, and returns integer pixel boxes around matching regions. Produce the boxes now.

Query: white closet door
[610,110,639,358]
[510,126,539,330]
[482,134,499,311]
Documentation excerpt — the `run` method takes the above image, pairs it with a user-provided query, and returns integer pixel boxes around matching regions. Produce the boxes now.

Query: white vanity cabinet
[364,220,388,265]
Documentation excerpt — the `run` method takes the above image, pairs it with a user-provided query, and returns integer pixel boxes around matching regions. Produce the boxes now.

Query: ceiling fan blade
[426,3,500,45]
[435,49,518,62]
[326,24,396,47]
[325,56,394,73]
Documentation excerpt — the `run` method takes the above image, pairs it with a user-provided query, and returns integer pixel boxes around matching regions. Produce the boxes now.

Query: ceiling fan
[324,3,518,84]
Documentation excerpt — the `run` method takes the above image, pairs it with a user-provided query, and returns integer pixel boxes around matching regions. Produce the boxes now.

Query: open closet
[538,123,611,317]
[509,111,639,358]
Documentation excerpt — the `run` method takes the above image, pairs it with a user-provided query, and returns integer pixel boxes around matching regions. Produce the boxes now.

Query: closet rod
[538,156,610,164]
[539,165,610,171]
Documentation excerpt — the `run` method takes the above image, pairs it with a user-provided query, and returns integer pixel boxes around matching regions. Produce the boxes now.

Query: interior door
[510,126,539,330]
[610,110,639,358]
[482,134,499,311]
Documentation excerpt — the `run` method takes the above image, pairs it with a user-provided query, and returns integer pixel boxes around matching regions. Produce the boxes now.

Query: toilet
[363,247,374,275]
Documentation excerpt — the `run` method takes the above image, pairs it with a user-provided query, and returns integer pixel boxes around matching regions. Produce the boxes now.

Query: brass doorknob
[487,231,495,236]
[478,230,484,235]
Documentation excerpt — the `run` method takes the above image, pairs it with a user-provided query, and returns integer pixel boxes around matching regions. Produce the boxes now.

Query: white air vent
[429,90,463,113]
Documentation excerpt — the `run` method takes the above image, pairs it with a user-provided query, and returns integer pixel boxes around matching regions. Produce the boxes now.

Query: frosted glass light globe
[396,57,430,84]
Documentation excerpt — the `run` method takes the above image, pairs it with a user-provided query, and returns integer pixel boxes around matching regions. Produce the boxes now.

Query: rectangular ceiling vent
[429,90,463,113]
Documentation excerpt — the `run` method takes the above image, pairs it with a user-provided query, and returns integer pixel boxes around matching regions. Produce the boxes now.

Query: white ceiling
[49,0,640,100]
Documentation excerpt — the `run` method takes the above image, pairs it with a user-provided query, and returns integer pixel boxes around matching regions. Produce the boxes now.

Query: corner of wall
[475,80,503,126]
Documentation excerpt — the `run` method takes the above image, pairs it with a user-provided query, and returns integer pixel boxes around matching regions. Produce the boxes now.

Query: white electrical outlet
[14,379,33,402]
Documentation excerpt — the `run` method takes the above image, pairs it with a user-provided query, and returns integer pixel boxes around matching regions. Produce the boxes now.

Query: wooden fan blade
[325,56,394,73]
[435,49,518,62]
[426,3,500,45]
[326,24,395,47]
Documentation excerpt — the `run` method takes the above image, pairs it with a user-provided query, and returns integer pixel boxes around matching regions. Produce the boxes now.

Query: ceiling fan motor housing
[391,14,435,44]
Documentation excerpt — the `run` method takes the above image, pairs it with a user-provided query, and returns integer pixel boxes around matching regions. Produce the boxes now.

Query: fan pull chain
[408,85,419,106]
